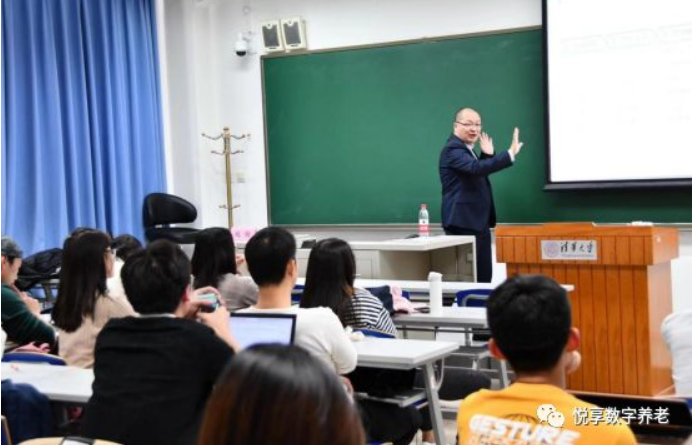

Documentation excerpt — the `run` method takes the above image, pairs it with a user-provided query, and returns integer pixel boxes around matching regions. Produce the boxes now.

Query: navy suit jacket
[439,134,513,232]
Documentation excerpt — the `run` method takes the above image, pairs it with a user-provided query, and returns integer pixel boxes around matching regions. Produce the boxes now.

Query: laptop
[573,392,692,445]
[229,313,297,350]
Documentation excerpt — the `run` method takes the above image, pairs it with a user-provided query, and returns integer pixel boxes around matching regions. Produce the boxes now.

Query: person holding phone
[83,240,239,445]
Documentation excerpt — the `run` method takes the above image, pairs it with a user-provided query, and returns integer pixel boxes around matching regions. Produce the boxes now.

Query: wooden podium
[496,223,679,396]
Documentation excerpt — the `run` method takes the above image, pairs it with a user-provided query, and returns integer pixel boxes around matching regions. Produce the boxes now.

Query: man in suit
[439,107,523,282]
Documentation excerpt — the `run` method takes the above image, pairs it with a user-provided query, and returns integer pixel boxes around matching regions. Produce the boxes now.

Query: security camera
[235,33,250,57]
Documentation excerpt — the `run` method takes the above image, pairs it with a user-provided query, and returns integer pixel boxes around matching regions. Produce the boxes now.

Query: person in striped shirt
[301,238,419,445]
[301,238,396,336]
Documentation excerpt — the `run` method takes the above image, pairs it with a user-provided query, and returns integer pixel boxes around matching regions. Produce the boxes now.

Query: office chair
[455,289,491,307]
[142,193,201,244]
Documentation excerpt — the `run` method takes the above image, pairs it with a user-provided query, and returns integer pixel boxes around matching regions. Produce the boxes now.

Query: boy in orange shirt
[457,274,636,445]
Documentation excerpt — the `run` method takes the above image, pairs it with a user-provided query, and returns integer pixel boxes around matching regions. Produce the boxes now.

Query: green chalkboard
[263,29,691,224]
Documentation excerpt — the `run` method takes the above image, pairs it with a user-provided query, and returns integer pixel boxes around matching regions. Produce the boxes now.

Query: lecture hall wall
[156,0,691,312]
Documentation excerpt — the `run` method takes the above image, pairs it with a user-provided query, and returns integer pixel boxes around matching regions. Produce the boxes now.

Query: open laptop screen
[229,313,297,350]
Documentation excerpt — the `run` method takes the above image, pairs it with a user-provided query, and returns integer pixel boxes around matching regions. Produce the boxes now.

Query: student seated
[191,227,258,312]
[106,233,143,296]
[82,240,237,445]
[198,344,365,445]
[457,274,636,445]
[1,236,56,348]
[301,238,396,336]
[239,227,357,374]
[300,238,419,445]
[301,238,489,445]
[52,229,136,367]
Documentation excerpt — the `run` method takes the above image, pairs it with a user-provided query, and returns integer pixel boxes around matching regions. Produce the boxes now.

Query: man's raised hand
[480,132,494,155]
[509,127,523,157]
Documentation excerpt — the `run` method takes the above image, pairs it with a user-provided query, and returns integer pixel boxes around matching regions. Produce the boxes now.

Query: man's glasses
[455,121,482,130]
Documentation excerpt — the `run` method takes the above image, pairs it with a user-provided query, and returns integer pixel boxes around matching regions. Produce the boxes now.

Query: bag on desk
[347,367,416,399]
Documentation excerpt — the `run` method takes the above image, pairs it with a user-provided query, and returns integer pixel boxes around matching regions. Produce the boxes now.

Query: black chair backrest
[143,193,197,228]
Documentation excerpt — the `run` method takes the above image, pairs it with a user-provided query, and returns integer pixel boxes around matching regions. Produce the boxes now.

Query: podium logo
[541,240,598,261]
[543,241,560,258]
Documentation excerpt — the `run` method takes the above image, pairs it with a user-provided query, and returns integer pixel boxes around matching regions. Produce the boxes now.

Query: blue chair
[452,289,510,387]
[456,289,492,343]
[356,328,396,339]
[455,289,491,307]
[2,352,66,366]
[291,284,304,303]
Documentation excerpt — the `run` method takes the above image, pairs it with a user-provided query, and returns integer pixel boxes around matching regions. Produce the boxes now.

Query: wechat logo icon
[537,404,566,428]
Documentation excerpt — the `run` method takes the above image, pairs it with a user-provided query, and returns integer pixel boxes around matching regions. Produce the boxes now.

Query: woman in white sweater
[52,229,135,367]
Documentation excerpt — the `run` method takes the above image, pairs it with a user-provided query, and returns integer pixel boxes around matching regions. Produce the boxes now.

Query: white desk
[1,362,93,404]
[349,236,475,281]
[354,337,458,445]
[296,277,574,295]
[349,236,473,252]
[393,307,487,330]
[241,235,476,281]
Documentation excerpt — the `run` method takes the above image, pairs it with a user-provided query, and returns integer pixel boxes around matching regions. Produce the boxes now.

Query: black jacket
[439,134,513,232]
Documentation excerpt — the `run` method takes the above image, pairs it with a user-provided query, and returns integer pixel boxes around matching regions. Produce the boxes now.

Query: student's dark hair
[191,227,237,289]
[300,238,355,325]
[244,227,295,287]
[52,230,112,332]
[70,227,98,237]
[198,344,365,445]
[121,240,191,314]
[111,234,143,262]
[487,274,571,373]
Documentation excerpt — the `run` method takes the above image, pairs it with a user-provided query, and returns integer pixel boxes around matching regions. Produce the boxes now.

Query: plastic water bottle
[418,204,430,237]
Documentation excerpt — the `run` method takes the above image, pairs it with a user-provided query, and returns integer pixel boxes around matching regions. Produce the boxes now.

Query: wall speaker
[280,17,307,51]
[261,21,284,53]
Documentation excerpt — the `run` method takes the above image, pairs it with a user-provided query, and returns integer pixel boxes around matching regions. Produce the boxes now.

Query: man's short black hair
[121,240,191,314]
[487,274,571,373]
[245,227,296,287]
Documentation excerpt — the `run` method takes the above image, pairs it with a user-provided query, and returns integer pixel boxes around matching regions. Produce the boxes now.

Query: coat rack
[201,127,249,228]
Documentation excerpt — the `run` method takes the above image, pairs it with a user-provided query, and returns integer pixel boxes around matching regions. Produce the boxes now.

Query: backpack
[15,248,62,291]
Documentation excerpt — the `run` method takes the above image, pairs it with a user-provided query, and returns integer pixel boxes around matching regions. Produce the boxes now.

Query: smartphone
[198,293,220,313]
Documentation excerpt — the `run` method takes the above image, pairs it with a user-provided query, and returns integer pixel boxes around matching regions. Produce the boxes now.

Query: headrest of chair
[143,193,198,227]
